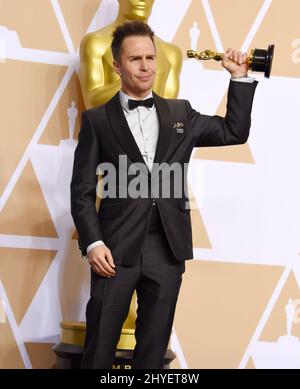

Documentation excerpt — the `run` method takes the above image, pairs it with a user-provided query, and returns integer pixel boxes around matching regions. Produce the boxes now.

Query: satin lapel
[153,92,173,165]
[106,92,147,168]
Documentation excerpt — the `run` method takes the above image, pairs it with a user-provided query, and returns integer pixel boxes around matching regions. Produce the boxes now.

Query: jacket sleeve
[70,111,103,256]
[187,80,258,147]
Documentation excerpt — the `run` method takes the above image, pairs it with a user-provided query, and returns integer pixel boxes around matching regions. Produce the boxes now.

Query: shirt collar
[119,90,154,113]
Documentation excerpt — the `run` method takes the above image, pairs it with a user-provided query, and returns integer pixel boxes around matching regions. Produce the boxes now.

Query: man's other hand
[222,48,249,77]
[87,245,116,277]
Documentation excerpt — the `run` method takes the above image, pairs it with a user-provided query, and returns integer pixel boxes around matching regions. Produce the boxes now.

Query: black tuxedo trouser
[80,203,185,369]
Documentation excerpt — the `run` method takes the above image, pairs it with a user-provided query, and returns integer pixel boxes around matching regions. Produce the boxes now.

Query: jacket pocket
[99,203,124,218]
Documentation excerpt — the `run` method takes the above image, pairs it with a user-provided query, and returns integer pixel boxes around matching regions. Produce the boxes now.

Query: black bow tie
[128,97,154,110]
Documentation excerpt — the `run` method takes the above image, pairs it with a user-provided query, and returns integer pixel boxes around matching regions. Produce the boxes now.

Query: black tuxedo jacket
[71,80,258,265]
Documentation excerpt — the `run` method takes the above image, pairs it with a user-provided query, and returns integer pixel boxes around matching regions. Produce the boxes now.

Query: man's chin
[135,81,153,91]
[138,80,154,88]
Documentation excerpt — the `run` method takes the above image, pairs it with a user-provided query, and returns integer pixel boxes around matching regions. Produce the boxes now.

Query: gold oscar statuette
[187,44,275,78]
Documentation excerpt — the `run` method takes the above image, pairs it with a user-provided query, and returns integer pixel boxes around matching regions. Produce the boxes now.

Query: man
[71,21,257,369]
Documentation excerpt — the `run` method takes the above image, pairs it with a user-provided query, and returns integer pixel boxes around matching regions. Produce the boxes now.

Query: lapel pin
[173,122,185,133]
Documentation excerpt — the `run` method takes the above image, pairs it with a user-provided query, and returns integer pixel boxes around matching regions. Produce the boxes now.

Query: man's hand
[222,48,249,77]
[87,244,116,277]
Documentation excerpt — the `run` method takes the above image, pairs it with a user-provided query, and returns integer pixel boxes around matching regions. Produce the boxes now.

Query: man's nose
[140,58,148,71]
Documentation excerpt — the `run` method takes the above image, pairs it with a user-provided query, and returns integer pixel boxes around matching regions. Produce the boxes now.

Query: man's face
[118,0,154,21]
[114,35,157,99]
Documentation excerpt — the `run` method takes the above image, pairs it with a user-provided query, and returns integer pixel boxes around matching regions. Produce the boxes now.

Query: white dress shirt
[119,90,159,173]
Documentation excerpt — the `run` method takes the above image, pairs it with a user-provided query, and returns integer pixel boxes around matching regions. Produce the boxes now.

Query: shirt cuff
[86,240,105,256]
[231,76,255,83]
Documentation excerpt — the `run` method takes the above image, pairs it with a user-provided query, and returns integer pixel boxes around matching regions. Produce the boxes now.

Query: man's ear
[113,60,121,76]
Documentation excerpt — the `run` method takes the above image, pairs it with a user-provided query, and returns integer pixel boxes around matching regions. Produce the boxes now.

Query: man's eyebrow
[128,54,156,59]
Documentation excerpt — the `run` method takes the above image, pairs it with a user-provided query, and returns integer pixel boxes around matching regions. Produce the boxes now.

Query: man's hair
[111,21,155,61]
